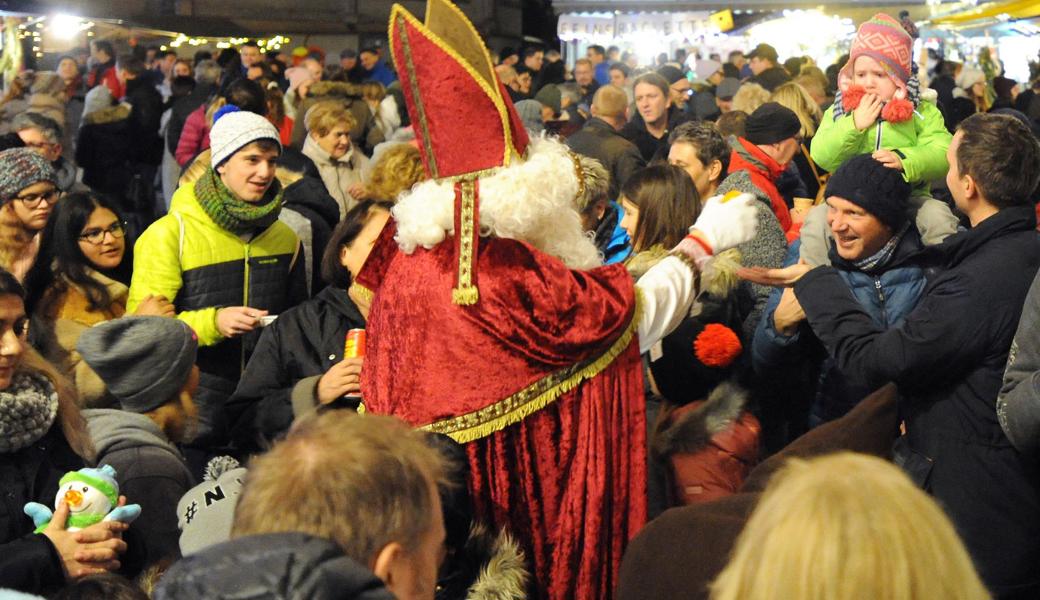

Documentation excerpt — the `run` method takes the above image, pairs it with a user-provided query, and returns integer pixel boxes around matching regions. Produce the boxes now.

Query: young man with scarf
[128,109,306,470]
[752,154,934,425]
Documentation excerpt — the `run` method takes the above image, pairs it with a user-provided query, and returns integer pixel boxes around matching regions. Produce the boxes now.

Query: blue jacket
[364,61,397,87]
[753,231,928,424]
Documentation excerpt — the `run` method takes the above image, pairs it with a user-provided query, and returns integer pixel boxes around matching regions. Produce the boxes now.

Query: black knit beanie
[744,102,802,145]
[824,153,912,230]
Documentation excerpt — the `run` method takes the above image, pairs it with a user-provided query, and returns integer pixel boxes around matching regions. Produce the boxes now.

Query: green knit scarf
[194,167,284,235]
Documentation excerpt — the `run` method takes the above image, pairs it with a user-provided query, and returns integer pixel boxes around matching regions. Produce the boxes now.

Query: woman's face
[174,61,192,78]
[340,208,390,278]
[58,58,79,81]
[0,294,27,391]
[77,207,125,271]
[619,197,640,248]
[314,123,352,160]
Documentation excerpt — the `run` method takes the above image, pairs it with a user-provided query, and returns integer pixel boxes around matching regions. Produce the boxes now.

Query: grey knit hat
[77,316,198,413]
[0,148,57,204]
[177,458,247,556]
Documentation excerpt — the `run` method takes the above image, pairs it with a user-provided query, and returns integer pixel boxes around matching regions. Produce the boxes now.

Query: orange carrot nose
[64,489,83,507]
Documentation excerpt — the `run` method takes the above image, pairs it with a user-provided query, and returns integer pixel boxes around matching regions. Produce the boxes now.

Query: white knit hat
[209,109,281,167]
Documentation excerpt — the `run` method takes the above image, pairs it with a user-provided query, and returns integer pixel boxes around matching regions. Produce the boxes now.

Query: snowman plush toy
[24,464,141,532]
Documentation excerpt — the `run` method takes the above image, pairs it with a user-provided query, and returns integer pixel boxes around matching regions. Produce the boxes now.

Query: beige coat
[302,134,369,218]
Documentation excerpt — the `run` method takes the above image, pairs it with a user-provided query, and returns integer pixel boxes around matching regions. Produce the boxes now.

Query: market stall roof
[930,0,1040,24]
[554,0,959,11]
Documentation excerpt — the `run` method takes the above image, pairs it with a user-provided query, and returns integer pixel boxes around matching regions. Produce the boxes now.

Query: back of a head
[194,59,221,86]
[223,77,267,116]
[232,411,447,566]
[52,573,149,600]
[731,82,770,115]
[769,82,822,137]
[591,84,628,119]
[115,54,145,78]
[716,110,748,139]
[13,111,62,144]
[955,112,1040,209]
[710,452,988,600]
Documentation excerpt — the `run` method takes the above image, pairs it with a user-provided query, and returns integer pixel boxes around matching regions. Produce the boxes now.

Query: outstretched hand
[738,260,813,288]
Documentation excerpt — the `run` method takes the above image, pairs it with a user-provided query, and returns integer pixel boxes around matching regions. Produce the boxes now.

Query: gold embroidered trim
[568,151,587,207]
[452,179,479,305]
[392,13,439,179]
[348,282,374,304]
[421,288,643,443]
[387,2,517,173]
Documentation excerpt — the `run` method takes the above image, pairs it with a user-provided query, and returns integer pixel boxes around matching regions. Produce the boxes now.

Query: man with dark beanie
[717,102,800,236]
[753,153,930,425]
[744,113,1040,596]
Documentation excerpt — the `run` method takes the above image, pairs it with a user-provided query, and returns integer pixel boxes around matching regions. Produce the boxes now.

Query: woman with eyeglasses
[34,192,174,407]
[0,149,61,289]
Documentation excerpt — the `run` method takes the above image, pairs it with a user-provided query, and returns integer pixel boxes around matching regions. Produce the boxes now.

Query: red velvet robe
[356,222,646,600]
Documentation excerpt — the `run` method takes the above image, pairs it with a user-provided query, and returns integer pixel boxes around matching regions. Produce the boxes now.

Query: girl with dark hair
[0,268,130,596]
[34,192,173,407]
[227,199,391,450]
[619,164,704,278]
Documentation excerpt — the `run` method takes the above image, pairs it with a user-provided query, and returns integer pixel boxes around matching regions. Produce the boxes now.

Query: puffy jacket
[154,532,396,600]
[754,233,928,424]
[75,104,133,196]
[811,100,951,191]
[128,181,307,447]
[175,104,209,167]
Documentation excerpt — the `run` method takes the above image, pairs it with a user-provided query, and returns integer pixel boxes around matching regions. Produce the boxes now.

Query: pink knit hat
[840,13,913,91]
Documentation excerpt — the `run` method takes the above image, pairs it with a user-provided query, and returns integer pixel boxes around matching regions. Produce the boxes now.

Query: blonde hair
[366,143,426,202]
[232,411,447,564]
[591,84,628,119]
[144,389,198,444]
[711,453,989,600]
[575,153,609,212]
[305,100,357,137]
[731,82,770,115]
[770,82,822,138]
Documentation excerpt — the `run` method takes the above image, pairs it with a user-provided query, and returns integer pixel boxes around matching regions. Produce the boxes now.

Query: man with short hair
[521,46,544,92]
[747,113,1040,596]
[360,47,397,87]
[88,39,123,99]
[657,65,691,112]
[155,411,447,599]
[587,44,610,85]
[8,113,77,192]
[621,72,693,162]
[715,78,740,114]
[339,48,364,83]
[239,41,263,71]
[567,85,645,203]
[727,50,747,79]
[746,43,790,91]
[572,58,599,107]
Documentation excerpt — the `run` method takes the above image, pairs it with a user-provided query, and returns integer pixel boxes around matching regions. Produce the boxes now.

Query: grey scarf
[0,371,58,453]
[853,223,910,274]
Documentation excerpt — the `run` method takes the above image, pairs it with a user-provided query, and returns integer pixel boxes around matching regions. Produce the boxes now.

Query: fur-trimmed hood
[652,382,750,458]
[307,81,364,101]
[438,523,529,600]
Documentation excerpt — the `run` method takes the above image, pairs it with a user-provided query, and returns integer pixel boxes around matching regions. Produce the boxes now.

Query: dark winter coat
[0,424,84,595]
[281,177,341,297]
[620,105,693,163]
[166,82,216,155]
[75,104,133,196]
[122,77,164,166]
[794,204,1040,597]
[153,532,396,600]
[755,232,928,424]
[566,117,646,201]
[228,286,365,450]
[83,409,195,567]
[617,383,900,600]
[747,66,791,92]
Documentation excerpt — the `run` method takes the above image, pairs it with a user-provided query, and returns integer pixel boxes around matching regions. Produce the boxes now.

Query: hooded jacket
[153,532,396,600]
[75,103,133,196]
[83,408,194,566]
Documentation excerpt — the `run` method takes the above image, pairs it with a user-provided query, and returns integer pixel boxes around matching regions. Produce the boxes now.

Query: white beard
[391,136,603,271]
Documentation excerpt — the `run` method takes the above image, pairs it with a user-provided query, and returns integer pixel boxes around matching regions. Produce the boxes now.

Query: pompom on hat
[649,308,744,404]
[837,13,918,123]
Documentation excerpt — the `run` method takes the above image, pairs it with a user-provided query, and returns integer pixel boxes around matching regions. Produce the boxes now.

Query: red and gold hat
[389,0,530,305]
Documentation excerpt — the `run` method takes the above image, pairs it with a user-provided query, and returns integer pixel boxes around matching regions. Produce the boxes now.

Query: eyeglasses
[14,188,59,208]
[78,221,127,245]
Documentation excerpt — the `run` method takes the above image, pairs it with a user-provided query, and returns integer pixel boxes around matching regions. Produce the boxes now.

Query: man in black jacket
[117,54,164,224]
[745,113,1040,597]
[166,59,220,157]
[566,85,645,202]
[746,43,790,92]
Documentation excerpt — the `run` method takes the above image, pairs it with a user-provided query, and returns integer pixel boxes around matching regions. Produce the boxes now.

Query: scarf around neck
[0,371,58,453]
[194,167,283,236]
[853,223,910,273]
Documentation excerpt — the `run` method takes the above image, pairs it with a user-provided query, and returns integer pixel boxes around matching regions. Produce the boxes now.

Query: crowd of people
[0,2,1039,598]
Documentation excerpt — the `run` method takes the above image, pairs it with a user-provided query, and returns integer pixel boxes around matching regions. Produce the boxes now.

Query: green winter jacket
[810,100,951,191]
[128,183,306,354]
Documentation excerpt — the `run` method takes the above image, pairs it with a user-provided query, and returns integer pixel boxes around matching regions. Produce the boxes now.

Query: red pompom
[693,324,743,368]
[881,97,914,123]
[842,85,866,112]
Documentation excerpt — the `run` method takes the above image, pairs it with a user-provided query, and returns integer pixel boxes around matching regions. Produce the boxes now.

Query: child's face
[852,55,898,101]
